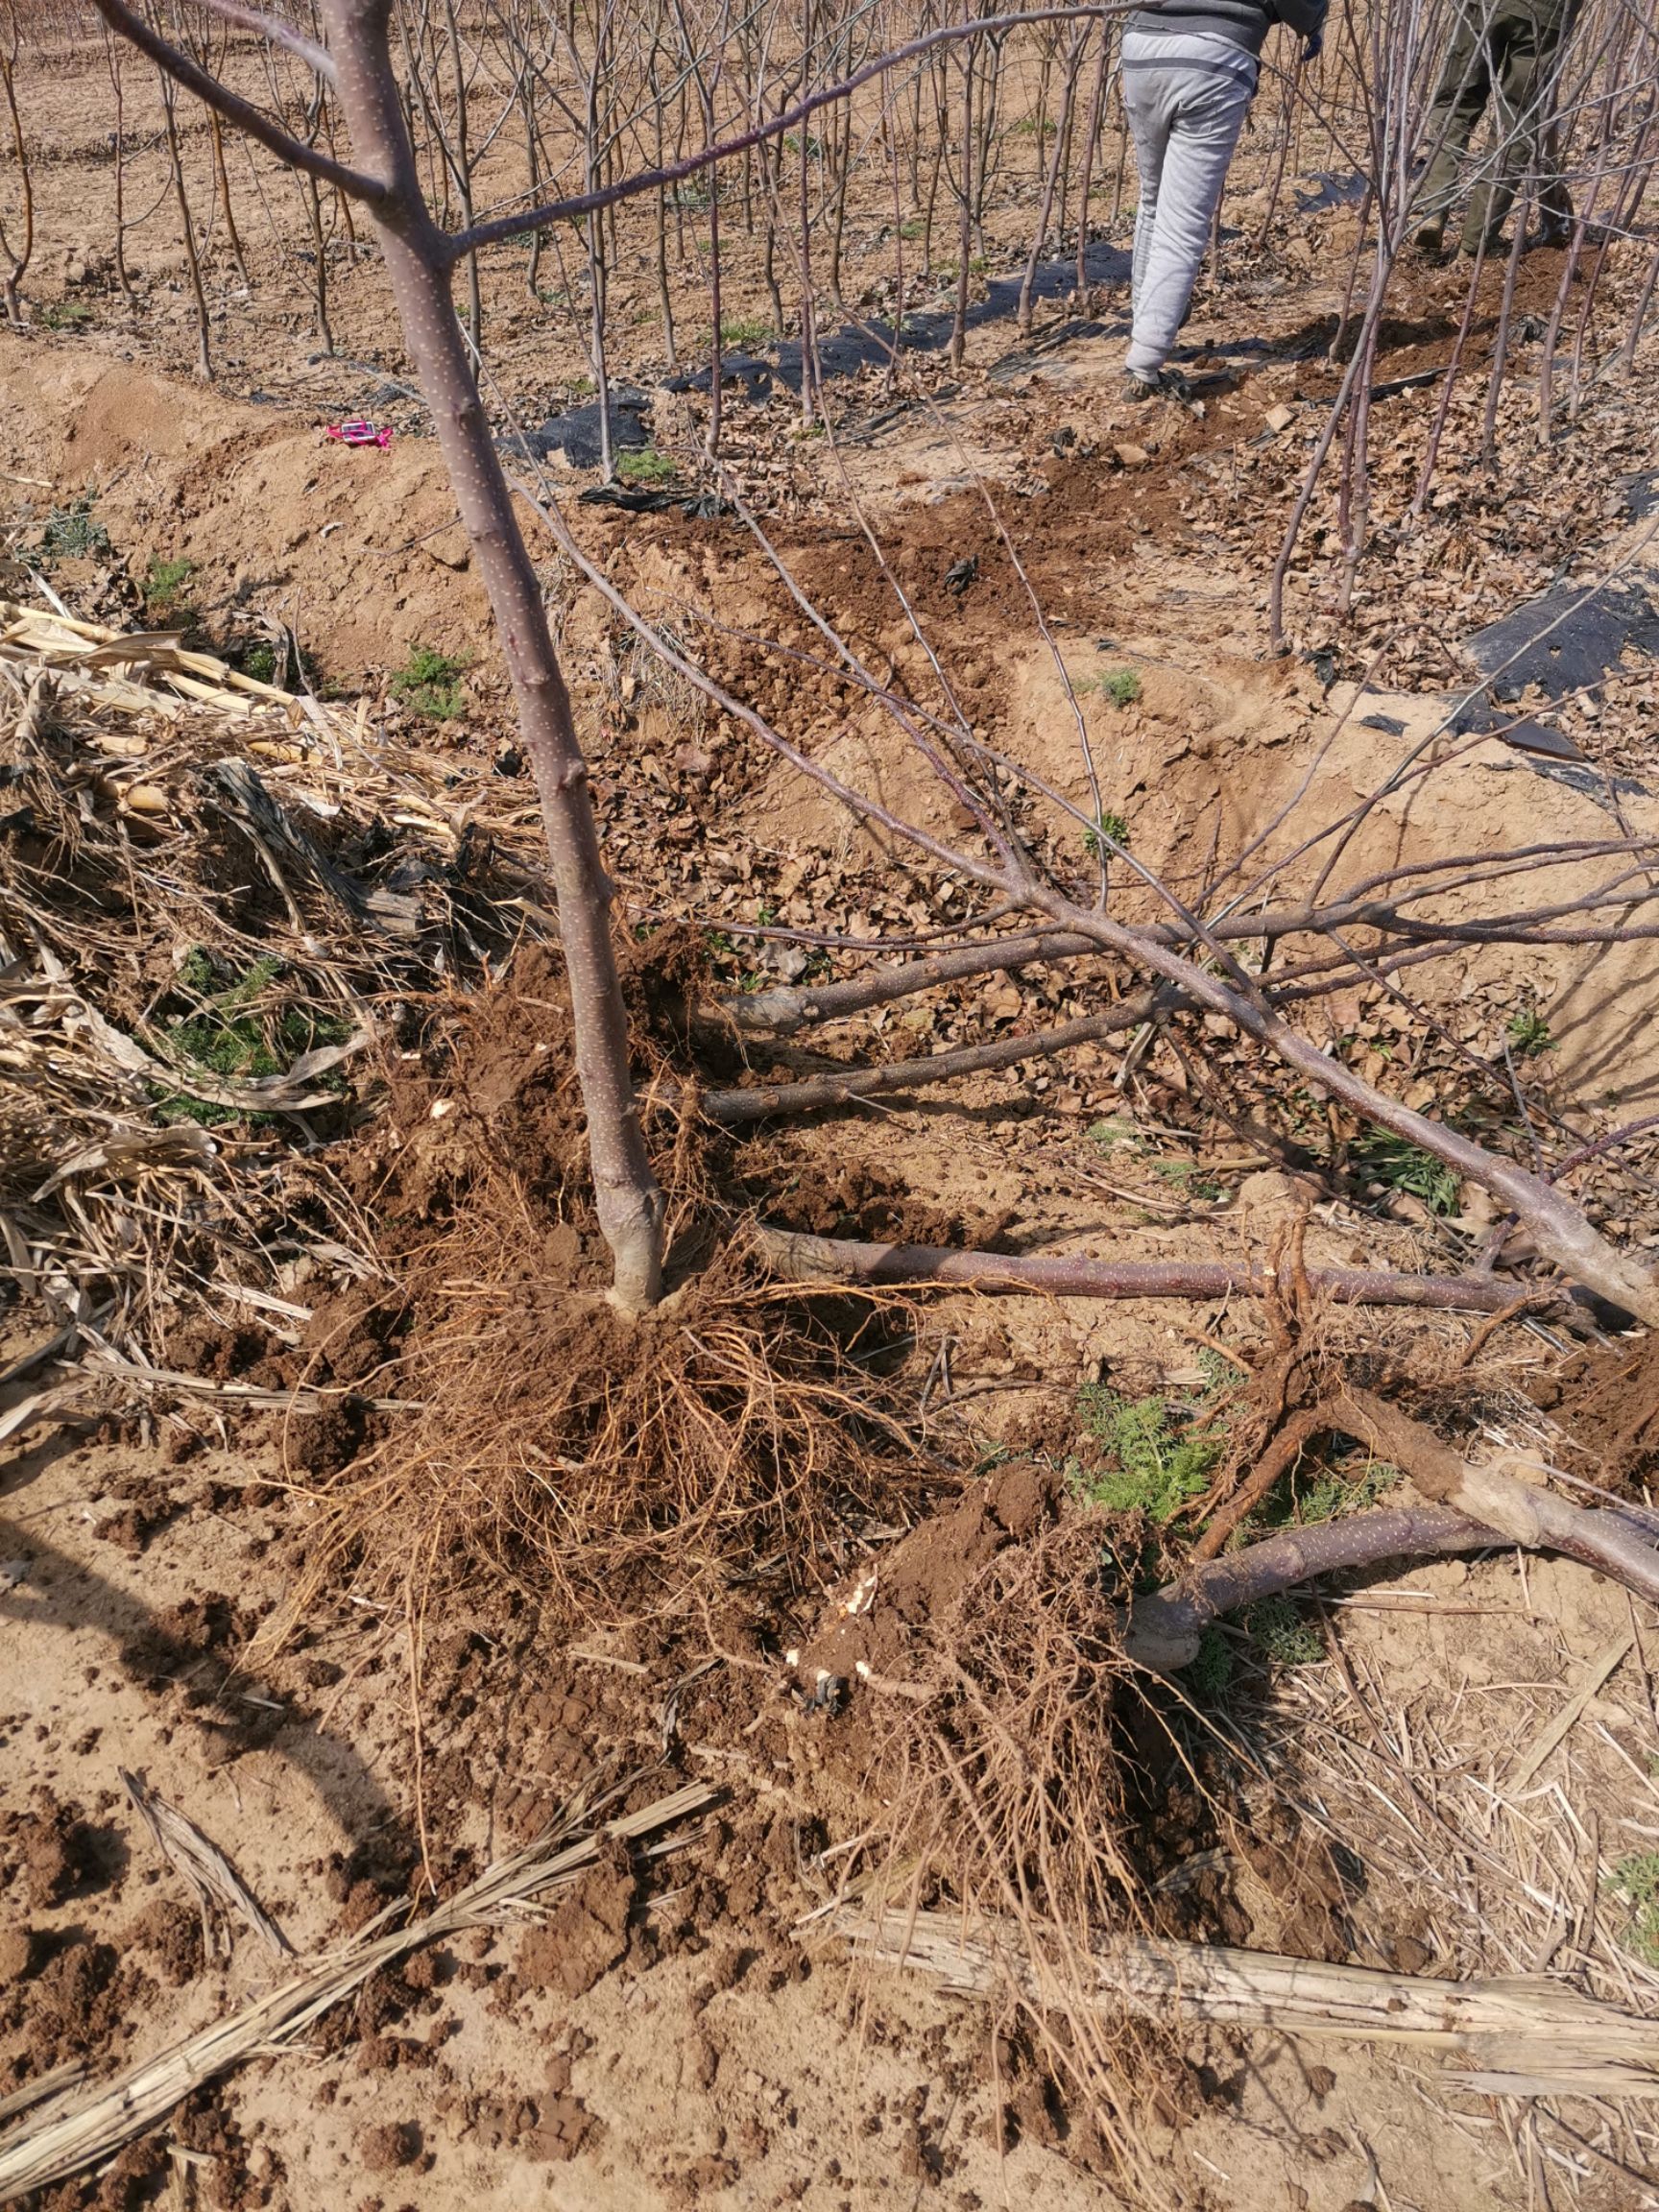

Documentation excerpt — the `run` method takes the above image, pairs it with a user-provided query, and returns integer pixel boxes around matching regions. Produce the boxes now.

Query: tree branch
[183,0,336,78]
[704,996,1161,1123]
[445,6,1137,262]
[1024,888,1659,1326]
[1118,1504,1500,1671]
[753,1228,1558,1315]
[722,928,1103,1035]
[1333,1386,1659,1608]
[1121,1394,1659,1671]
[89,0,383,202]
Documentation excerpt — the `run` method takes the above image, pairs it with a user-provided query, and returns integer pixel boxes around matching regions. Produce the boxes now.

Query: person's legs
[1126,66,1254,380]
[1123,65,1176,384]
[1464,0,1568,249]
[1414,0,1495,249]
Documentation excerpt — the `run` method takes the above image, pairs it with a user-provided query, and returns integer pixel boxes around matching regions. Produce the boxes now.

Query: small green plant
[1012,113,1059,138]
[899,219,925,241]
[1071,1383,1222,1524]
[156,951,348,1125]
[1241,1593,1324,1669]
[615,447,677,487]
[1291,1455,1402,1528]
[1087,1118,1137,1154]
[719,315,772,350]
[1083,808,1131,858]
[1352,1130,1461,1216]
[1151,1158,1224,1204]
[1606,1853,1659,1966]
[39,495,112,565]
[1186,1627,1234,1700]
[144,554,196,623]
[1506,1004,1554,1057]
[39,300,93,331]
[1101,666,1142,708]
[226,635,318,692]
[391,644,469,719]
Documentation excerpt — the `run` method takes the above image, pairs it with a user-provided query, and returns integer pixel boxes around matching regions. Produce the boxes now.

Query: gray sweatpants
[1120,29,1258,377]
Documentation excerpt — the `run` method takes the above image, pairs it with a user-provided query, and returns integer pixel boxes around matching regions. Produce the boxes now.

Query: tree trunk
[323,0,663,1310]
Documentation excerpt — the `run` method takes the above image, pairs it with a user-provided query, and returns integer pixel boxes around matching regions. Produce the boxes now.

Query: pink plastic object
[325,419,394,448]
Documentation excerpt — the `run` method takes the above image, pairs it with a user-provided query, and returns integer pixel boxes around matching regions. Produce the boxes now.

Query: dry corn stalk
[839,1907,1659,2099]
[0,1776,716,2201]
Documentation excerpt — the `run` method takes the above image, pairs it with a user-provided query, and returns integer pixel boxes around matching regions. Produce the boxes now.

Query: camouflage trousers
[1417,0,1575,249]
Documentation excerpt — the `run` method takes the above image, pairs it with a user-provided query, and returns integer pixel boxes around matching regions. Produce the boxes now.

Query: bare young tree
[0,1,34,328]
[92,0,668,1310]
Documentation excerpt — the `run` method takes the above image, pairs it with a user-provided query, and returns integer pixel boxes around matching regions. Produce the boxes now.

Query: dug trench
[7,245,1659,2212]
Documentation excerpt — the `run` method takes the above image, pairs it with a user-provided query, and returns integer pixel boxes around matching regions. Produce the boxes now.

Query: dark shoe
[1120,371,1163,403]
[1411,220,1446,257]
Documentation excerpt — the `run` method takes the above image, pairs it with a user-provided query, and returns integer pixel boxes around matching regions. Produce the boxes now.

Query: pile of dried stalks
[0,601,553,1385]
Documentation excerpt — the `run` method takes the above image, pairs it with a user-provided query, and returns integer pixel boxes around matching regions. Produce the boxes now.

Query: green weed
[1087,1118,1137,1154]
[1071,1382,1222,1524]
[615,447,677,486]
[1606,1854,1659,1966]
[1151,1158,1224,1204]
[1101,666,1142,708]
[900,219,926,241]
[1185,1596,1324,1696]
[155,951,347,1126]
[391,644,469,720]
[1291,1455,1402,1527]
[1082,808,1131,858]
[39,496,112,565]
[144,554,196,623]
[719,315,772,350]
[227,635,318,692]
[1187,1628,1234,1700]
[1241,1593,1324,1669]
[39,300,93,331]
[1352,1129,1461,1215]
[1506,1004,1555,1057]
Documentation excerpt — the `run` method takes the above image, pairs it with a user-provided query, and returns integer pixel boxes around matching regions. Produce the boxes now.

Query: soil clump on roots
[272,937,946,1633]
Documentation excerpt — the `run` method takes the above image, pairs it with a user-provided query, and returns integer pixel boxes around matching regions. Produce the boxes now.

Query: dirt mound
[0,340,493,681]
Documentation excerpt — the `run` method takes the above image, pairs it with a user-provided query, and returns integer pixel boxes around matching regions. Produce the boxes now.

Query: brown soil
[5,21,1659,2212]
